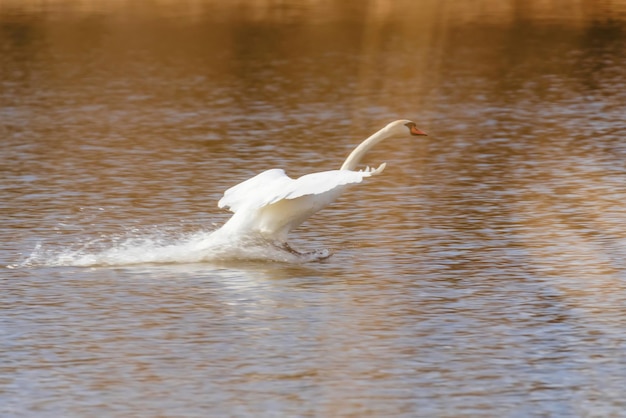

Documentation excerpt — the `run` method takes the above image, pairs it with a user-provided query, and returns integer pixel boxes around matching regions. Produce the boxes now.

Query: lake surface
[2,1,626,416]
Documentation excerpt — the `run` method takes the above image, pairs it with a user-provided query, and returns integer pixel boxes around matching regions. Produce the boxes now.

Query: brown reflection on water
[2,0,625,299]
[2,1,626,416]
[2,3,625,273]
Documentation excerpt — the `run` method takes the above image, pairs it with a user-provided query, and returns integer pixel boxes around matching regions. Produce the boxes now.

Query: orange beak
[410,126,428,136]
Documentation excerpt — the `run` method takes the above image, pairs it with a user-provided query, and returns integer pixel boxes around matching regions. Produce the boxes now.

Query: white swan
[214,119,427,258]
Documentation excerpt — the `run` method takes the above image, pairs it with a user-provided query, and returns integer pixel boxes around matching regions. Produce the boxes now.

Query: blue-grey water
[2,1,626,416]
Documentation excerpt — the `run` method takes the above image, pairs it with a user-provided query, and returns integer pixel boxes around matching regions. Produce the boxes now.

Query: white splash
[17,227,331,268]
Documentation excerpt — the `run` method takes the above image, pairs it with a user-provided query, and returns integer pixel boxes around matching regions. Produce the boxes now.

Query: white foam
[17,227,329,268]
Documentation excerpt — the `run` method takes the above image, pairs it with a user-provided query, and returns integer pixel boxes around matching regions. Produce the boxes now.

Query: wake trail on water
[17,226,329,268]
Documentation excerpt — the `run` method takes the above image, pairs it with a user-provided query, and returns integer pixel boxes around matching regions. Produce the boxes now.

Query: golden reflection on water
[2,1,626,416]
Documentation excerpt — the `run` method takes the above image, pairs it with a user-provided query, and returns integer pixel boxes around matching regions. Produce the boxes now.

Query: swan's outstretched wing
[218,169,289,213]
[218,164,385,213]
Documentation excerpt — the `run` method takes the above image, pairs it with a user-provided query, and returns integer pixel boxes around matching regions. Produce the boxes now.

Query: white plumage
[218,165,384,212]
[213,119,427,257]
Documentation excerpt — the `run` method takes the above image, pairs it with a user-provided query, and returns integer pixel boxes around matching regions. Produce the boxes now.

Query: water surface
[2,1,626,416]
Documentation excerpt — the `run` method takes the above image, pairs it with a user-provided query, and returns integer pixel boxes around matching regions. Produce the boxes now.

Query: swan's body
[215,119,427,257]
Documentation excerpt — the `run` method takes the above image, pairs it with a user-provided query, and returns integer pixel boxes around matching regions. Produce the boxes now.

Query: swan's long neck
[340,127,390,171]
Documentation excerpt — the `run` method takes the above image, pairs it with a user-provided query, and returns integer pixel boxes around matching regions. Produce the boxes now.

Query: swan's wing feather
[281,170,373,201]
[219,167,381,213]
[218,169,290,212]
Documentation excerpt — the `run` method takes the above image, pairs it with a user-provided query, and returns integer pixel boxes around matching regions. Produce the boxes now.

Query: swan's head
[384,119,428,138]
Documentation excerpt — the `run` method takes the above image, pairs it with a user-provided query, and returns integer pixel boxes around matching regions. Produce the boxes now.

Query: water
[2,1,626,416]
